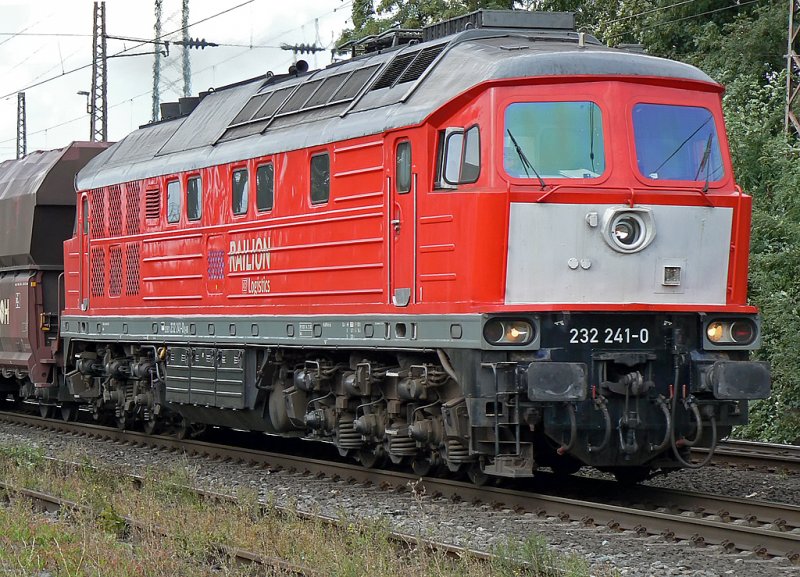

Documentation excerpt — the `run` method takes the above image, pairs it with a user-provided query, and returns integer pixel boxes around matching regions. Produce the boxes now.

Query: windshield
[504,101,605,180]
[633,103,724,182]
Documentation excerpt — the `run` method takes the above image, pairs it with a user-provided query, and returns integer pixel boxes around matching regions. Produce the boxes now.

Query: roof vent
[422,9,575,42]
[159,102,180,120]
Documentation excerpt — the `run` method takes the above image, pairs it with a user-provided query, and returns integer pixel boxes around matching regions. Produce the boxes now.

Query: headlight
[611,214,644,248]
[483,318,534,346]
[602,207,655,253]
[706,318,756,345]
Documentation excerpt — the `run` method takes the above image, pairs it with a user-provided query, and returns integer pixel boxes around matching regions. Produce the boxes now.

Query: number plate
[559,315,660,349]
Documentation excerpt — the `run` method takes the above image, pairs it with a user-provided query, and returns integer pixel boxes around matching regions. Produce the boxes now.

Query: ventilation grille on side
[145,188,160,220]
[90,247,105,297]
[125,243,141,296]
[109,245,123,297]
[89,188,105,238]
[126,181,141,235]
[108,185,122,237]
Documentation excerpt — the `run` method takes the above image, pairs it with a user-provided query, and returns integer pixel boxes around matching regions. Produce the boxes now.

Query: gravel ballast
[0,421,797,577]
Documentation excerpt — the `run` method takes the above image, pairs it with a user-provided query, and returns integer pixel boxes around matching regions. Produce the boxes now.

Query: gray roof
[0,142,109,269]
[77,29,716,190]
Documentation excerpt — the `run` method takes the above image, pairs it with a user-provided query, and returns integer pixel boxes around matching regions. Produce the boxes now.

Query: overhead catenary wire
[604,0,769,40]
[0,0,258,102]
[0,1,354,147]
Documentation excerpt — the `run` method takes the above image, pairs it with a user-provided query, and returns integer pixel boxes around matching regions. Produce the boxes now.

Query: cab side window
[436,125,481,188]
[166,179,181,223]
[187,176,202,221]
[396,141,412,194]
[256,163,274,212]
[232,168,249,215]
[310,152,330,204]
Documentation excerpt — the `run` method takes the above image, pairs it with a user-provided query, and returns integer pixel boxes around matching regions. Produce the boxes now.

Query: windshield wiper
[651,115,713,177]
[506,128,546,190]
[694,133,713,192]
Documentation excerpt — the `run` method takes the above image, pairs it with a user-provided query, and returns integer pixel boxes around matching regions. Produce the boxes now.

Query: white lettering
[241,276,271,295]
[228,235,272,273]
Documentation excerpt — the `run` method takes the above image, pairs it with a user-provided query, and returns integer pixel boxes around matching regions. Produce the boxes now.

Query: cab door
[388,136,416,307]
[78,194,90,310]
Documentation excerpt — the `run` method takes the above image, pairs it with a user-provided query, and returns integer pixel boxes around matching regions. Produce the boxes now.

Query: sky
[0,0,353,161]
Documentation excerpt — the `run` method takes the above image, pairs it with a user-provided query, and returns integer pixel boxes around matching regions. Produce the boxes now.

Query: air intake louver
[370,43,445,91]
[371,51,419,90]
[397,44,446,83]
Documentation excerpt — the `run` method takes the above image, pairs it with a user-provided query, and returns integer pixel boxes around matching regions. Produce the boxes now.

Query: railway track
[695,439,800,474]
[1,410,798,564]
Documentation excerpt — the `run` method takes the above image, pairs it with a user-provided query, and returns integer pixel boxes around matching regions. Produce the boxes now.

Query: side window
[310,152,330,204]
[167,179,181,223]
[461,126,480,183]
[82,197,89,235]
[441,125,480,186]
[443,132,464,185]
[396,141,412,194]
[256,163,274,212]
[232,168,248,215]
[187,176,202,221]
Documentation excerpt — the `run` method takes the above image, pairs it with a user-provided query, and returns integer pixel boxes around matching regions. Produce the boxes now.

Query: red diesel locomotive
[1,10,770,482]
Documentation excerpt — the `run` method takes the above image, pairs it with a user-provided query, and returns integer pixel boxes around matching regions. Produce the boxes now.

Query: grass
[0,440,618,576]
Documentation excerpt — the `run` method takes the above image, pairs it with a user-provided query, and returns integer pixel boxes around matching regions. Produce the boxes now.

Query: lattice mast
[786,0,800,135]
[182,0,191,97]
[152,0,163,121]
[16,92,26,159]
[90,1,108,142]
[152,0,191,121]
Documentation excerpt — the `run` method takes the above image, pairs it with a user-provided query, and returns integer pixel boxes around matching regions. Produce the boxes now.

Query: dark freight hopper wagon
[0,142,109,400]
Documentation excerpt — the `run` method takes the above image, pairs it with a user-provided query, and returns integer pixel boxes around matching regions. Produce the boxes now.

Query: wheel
[612,467,650,486]
[116,414,132,430]
[357,447,384,469]
[143,416,159,435]
[466,463,489,486]
[38,404,54,419]
[60,403,79,422]
[411,457,433,477]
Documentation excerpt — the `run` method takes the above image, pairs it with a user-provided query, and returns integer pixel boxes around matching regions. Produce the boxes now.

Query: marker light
[483,319,534,346]
[706,319,756,345]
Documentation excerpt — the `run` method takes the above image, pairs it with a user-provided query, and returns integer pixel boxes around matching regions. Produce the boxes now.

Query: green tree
[334,0,800,442]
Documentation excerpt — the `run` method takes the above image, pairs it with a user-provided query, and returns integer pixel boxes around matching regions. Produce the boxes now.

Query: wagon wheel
[38,404,55,419]
[60,402,79,422]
